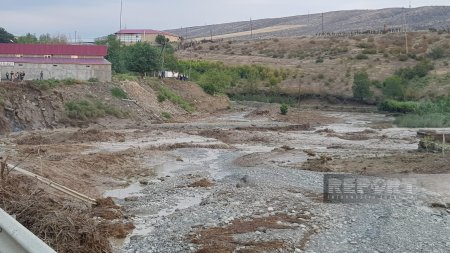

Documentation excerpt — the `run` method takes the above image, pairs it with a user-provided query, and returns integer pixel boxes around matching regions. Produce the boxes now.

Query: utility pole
[403,7,408,54]
[250,18,253,39]
[321,12,324,33]
[120,0,123,30]
[74,31,77,43]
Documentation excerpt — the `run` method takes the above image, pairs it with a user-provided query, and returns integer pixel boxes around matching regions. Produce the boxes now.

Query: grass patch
[65,99,128,120]
[34,78,82,90]
[111,87,128,99]
[394,113,450,128]
[158,86,195,113]
[114,73,139,81]
[161,111,172,119]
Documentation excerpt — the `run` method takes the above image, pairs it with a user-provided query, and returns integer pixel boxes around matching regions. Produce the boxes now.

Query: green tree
[97,35,126,73]
[17,33,38,43]
[0,27,16,43]
[125,42,160,74]
[155,34,169,46]
[198,71,233,95]
[352,71,373,101]
[383,76,405,100]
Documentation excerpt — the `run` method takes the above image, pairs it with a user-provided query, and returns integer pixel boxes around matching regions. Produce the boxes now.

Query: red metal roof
[0,57,110,65]
[0,43,108,57]
[115,29,177,37]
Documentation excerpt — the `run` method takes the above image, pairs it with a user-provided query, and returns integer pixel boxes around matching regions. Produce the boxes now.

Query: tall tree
[125,42,160,75]
[352,71,373,101]
[0,27,16,43]
[17,33,38,43]
[96,35,126,73]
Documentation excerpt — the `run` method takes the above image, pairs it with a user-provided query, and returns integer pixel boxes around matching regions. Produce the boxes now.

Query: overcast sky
[1,0,449,41]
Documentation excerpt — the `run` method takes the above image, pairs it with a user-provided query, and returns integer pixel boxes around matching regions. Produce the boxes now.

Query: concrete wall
[0,63,111,82]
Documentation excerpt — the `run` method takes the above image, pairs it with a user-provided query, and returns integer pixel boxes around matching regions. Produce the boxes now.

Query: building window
[18,64,23,66]
[15,54,23,58]
[44,55,52,58]
[53,65,58,67]
[86,65,90,68]
[71,55,79,59]
[118,34,142,43]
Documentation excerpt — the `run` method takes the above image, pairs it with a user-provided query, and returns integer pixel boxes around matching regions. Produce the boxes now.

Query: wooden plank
[6,164,97,205]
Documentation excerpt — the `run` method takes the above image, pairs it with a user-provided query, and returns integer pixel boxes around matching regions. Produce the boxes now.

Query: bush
[315,57,324,63]
[382,76,405,100]
[394,113,450,127]
[427,46,445,59]
[111,87,128,99]
[88,77,99,82]
[398,54,408,61]
[158,86,195,112]
[65,100,127,120]
[362,48,377,54]
[161,112,172,119]
[352,71,373,101]
[280,104,288,115]
[355,54,369,60]
[378,99,418,113]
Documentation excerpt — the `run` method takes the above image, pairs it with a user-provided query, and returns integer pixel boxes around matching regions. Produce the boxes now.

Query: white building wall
[0,63,111,82]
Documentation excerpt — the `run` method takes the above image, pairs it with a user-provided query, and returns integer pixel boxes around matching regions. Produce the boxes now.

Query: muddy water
[104,108,450,252]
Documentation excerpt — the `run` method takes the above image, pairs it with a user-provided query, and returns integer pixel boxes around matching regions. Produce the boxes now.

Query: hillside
[167,6,450,40]
[0,78,229,134]
[176,31,450,101]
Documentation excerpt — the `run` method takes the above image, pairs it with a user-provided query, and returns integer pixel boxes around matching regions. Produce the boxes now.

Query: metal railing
[0,208,56,253]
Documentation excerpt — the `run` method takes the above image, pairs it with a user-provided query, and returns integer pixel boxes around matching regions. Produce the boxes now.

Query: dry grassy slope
[177,32,450,98]
[0,79,229,133]
[167,6,450,40]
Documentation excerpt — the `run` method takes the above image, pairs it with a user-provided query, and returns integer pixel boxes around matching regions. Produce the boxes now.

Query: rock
[139,180,149,185]
[268,207,274,211]
[176,157,184,162]
[431,202,447,208]
[349,241,358,245]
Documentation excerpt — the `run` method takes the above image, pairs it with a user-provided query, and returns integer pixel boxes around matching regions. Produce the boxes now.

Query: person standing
[10,71,14,81]
[39,71,43,80]
[5,72,9,81]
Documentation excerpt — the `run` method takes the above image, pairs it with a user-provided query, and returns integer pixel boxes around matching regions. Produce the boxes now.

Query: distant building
[115,29,179,45]
[0,43,111,82]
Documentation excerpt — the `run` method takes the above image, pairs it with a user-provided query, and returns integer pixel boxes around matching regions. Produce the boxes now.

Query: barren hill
[167,6,450,40]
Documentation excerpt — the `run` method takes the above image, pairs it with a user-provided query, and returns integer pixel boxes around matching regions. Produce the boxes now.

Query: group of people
[5,71,26,81]
[177,74,189,81]
[3,71,44,81]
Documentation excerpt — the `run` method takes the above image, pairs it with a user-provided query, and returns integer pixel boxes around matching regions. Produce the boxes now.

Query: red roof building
[0,44,107,57]
[0,43,111,82]
[115,29,179,44]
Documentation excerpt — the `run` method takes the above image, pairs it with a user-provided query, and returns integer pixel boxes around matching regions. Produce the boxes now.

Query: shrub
[65,100,127,120]
[280,104,288,115]
[378,99,418,113]
[161,112,172,119]
[62,78,77,85]
[427,46,445,59]
[394,113,450,127]
[362,48,377,54]
[383,76,405,100]
[88,77,99,82]
[355,54,369,60]
[158,86,195,112]
[315,57,324,63]
[352,71,373,101]
[398,54,408,61]
[111,87,128,99]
